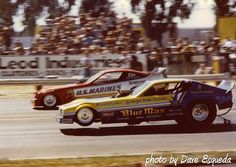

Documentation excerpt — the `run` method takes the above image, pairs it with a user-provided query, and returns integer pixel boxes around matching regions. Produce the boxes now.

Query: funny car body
[32,68,166,109]
[56,78,234,128]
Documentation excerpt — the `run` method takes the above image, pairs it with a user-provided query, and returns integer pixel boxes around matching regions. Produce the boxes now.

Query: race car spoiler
[150,67,167,78]
[217,80,235,93]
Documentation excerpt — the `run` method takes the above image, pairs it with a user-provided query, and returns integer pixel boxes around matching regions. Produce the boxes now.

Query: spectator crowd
[0,8,236,73]
[1,10,145,55]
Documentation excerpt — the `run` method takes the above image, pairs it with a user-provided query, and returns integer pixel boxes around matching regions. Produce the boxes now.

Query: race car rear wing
[217,80,235,93]
[150,67,167,78]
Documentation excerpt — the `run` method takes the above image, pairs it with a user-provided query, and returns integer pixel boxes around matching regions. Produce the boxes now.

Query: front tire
[43,94,58,108]
[183,100,216,128]
[75,108,95,126]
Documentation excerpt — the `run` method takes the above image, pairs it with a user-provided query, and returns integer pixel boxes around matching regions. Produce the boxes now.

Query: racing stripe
[97,102,171,112]
[74,91,116,98]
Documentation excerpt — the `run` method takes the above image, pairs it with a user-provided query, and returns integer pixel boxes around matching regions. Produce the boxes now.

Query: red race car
[32,68,166,110]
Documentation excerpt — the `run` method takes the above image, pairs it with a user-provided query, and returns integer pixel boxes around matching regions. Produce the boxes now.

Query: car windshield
[130,81,152,97]
[84,71,105,83]
[112,90,133,98]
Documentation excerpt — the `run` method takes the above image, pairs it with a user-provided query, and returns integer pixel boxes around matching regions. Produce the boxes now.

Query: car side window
[119,72,145,81]
[142,82,179,96]
[127,72,145,80]
[93,72,122,84]
[177,81,192,92]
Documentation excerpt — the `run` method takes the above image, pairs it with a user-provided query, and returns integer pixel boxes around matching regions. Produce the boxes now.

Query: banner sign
[0,54,147,78]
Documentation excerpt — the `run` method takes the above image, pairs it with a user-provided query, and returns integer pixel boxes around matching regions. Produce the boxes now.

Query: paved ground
[0,91,236,160]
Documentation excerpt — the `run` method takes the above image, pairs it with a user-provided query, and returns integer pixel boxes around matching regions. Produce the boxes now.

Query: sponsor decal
[166,112,183,116]
[215,95,231,101]
[46,57,79,68]
[0,54,142,78]
[75,85,122,96]
[97,100,123,108]
[98,95,173,109]
[102,111,115,117]
[0,57,39,69]
[190,90,213,94]
[121,108,166,117]
[0,70,39,77]
[126,96,172,105]
[117,117,129,121]
[46,56,127,69]
[169,108,182,112]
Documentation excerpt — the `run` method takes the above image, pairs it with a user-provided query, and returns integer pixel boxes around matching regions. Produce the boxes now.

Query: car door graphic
[117,82,180,122]
[73,71,148,98]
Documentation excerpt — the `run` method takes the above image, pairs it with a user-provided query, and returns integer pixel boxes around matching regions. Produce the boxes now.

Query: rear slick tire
[183,100,216,128]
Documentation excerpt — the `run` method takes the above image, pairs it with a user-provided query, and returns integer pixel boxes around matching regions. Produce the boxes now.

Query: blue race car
[57,78,234,128]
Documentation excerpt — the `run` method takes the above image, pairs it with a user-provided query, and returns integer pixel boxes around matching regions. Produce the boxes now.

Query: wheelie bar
[217,116,231,125]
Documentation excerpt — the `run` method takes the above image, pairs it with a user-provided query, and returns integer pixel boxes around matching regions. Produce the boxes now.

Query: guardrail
[0,73,231,85]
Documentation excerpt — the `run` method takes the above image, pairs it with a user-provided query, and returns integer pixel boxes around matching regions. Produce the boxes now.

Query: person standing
[81,49,93,78]
[194,63,211,75]
[130,55,143,71]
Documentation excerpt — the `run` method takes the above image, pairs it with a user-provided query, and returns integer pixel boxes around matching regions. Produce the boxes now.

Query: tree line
[0,0,236,43]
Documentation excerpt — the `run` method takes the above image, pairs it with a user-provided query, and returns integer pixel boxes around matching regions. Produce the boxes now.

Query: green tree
[21,0,60,35]
[214,0,236,16]
[0,0,112,35]
[131,0,196,47]
[0,1,17,25]
[0,0,60,35]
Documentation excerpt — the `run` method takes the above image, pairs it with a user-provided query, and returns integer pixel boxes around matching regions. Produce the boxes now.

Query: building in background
[217,16,236,40]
